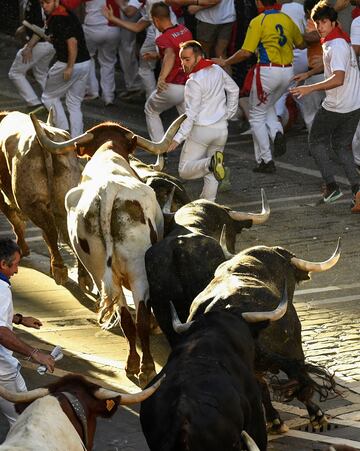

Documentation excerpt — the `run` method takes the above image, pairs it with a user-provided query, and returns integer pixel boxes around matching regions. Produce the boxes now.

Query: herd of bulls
[0,110,344,450]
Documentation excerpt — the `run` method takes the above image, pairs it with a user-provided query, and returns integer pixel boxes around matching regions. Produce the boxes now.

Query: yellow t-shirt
[242,10,304,65]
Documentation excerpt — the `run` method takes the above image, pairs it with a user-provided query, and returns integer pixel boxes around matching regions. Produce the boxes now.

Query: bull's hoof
[78,273,94,292]
[310,410,328,428]
[139,369,157,389]
[125,354,141,377]
[267,418,289,434]
[52,266,68,285]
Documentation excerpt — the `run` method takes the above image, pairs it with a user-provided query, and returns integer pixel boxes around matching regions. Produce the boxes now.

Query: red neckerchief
[189,58,215,74]
[49,4,69,17]
[257,4,281,14]
[352,7,360,19]
[320,26,351,44]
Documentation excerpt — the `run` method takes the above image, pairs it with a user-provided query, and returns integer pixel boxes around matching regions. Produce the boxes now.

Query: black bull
[140,289,289,451]
[185,242,340,431]
[146,190,270,346]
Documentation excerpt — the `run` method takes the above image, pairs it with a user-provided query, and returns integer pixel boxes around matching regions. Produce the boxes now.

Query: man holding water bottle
[0,238,55,426]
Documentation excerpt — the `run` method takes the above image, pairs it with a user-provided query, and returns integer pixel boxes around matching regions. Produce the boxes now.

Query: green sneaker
[218,166,231,192]
[210,151,225,181]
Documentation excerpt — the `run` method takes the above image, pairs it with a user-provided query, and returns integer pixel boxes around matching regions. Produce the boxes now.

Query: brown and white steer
[0,374,161,451]
[64,144,164,386]
[0,110,184,287]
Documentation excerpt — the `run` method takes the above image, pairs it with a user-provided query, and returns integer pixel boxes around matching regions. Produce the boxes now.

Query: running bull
[0,110,185,287]
[182,240,340,432]
[146,189,270,346]
[140,285,289,451]
[0,374,161,451]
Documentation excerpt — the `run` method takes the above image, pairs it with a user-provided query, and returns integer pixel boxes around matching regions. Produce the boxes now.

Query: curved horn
[46,106,55,127]
[94,375,165,404]
[241,281,288,323]
[135,114,186,155]
[291,237,341,273]
[241,431,260,451]
[0,385,49,403]
[151,154,165,172]
[228,189,270,225]
[219,224,235,260]
[170,301,194,334]
[163,186,176,215]
[30,112,94,155]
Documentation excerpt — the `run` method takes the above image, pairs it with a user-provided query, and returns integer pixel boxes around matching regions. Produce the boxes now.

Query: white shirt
[351,16,360,66]
[0,279,20,378]
[174,64,239,143]
[281,2,306,34]
[128,0,177,24]
[83,0,108,26]
[322,37,360,113]
[196,0,236,25]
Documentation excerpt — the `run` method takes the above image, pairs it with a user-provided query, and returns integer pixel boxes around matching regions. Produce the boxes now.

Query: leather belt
[258,63,292,67]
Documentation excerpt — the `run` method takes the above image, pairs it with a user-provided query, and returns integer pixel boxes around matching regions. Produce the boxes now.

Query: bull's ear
[99,397,120,418]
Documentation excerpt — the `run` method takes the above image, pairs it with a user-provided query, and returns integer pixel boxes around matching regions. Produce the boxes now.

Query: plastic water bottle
[37,346,63,375]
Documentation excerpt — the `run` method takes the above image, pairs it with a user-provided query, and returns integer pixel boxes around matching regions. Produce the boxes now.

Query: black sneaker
[252,160,276,174]
[273,131,287,157]
[322,187,343,203]
[209,151,225,181]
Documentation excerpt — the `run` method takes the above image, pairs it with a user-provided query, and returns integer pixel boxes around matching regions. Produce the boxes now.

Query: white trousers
[83,24,121,103]
[0,370,27,426]
[8,42,55,106]
[42,60,91,137]
[118,12,142,92]
[275,49,308,123]
[179,120,228,202]
[249,66,293,164]
[145,84,185,141]
[139,26,157,98]
[352,120,360,166]
[297,73,325,131]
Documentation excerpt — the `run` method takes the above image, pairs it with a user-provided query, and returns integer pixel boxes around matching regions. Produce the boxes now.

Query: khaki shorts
[196,20,234,46]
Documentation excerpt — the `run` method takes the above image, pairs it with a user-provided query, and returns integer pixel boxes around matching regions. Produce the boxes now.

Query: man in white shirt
[167,40,239,201]
[290,1,360,211]
[0,239,55,426]
[188,0,236,59]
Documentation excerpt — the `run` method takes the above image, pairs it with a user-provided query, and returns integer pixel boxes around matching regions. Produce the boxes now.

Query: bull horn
[151,154,165,172]
[94,375,165,404]
[163,186,176,215]
[228,189,270,225]
[219,224,234,260]
[46,106,55,126]
[241,281,288,323]
[241,431,260,451]
[30,112,94,154]
[170,301,194,334]
[290,237,341,273]
[0,385,49,403]
[135,114,186,155]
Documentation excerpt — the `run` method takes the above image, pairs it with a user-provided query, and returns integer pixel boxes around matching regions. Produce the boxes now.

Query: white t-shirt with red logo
[322,37,360,113]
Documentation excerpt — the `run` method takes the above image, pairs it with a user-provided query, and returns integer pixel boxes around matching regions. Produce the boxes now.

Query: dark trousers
[309,106,360,186]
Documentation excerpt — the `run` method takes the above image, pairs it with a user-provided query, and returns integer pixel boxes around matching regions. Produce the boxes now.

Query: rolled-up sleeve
[173,79,203,143]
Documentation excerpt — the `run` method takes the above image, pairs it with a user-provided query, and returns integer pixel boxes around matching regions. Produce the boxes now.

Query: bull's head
[170,281,289,333]
[31,113,186,157]
[0,375,163,405]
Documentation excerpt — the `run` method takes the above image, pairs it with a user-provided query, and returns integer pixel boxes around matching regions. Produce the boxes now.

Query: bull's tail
[98,182,119,329]
[264,351,337,402]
